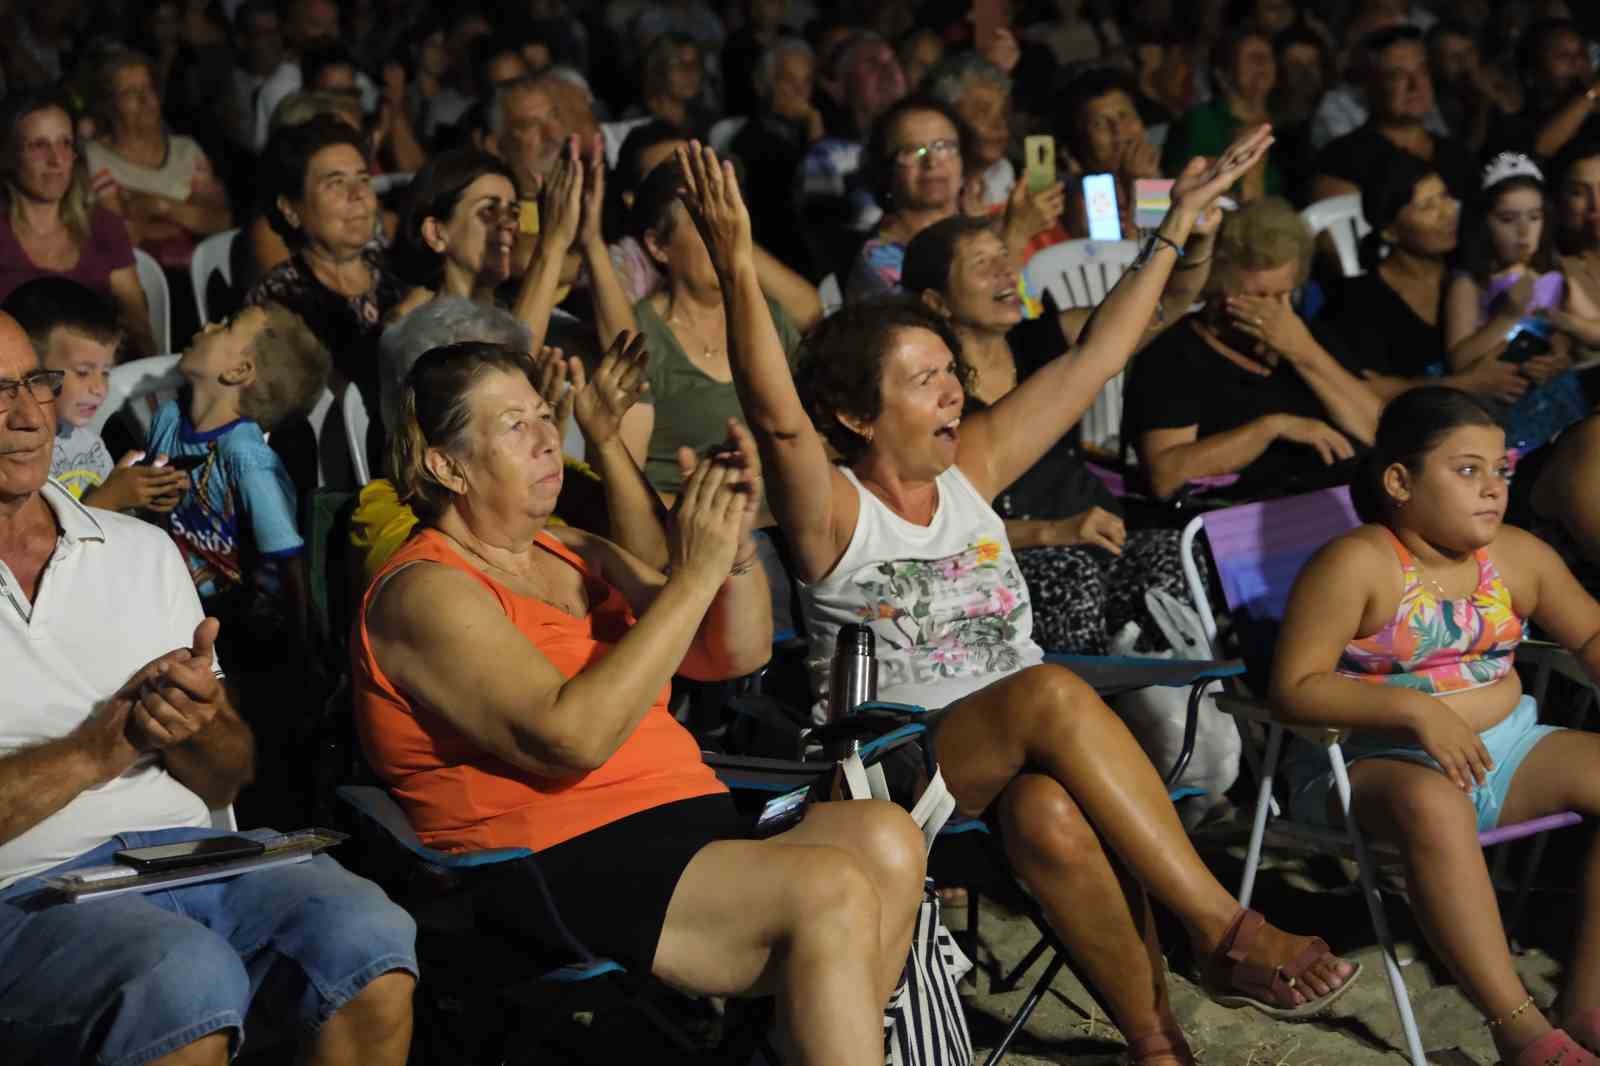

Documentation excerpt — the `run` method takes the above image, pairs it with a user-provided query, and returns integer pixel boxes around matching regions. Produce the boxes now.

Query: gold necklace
[666,299,726,362]
[442,530,589,617]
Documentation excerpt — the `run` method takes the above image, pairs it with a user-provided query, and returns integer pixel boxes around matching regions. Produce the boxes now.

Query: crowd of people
[9,2,1600,1065]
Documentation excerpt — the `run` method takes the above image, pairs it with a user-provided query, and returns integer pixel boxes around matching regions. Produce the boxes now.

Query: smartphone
[1134,178,1174,230]
[972,0,1007,51]
[133,452,169,468]
[1024,135,1056,193]
[114,835,265,872]
[753,786,809,838]
[1083,173,1122,241]
[519,200,540,236]
[1503,317,1553,365]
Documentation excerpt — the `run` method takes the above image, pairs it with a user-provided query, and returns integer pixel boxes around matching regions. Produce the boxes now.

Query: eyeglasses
[0,370,64,409]
[892,138,960,167]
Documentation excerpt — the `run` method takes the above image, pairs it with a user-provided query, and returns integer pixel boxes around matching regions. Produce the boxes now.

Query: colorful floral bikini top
[1336,527,1523,694]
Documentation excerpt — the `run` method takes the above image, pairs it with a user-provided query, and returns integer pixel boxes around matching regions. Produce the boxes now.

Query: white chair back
[708,116,748,155]
[342,383,372,486]
[1021,239,1141,456]
[819,273,842,317]
[372,172,415,197]
[600,118,653,169]
[93,354,183,440]
[133,249,172,354]
[307,386,354,489]
[1300,193,1370,278]
[211,805,238,831]
[190,228,239,326]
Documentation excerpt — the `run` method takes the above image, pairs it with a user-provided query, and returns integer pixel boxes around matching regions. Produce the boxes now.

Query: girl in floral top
[1274,387,1600,1066]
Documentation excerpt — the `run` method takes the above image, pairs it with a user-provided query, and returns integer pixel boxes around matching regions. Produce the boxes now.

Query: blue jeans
[0,827,418,1066]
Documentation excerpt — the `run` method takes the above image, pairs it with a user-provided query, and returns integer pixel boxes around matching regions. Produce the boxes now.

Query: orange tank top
[352,527,725,854]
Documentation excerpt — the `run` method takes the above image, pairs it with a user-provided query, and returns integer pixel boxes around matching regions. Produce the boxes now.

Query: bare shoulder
[1304,524,1395,578]
[545,523,609,567]
[1487,523,1565,582]
[367,560,497,640]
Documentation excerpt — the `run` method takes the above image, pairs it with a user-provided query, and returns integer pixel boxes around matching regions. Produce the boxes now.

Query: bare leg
[996,773,1182,1062]
[934,665,1353,1003]
[1494,732,1600,1033]
[148,1033,230,1066]
[652,799,926,1066]
[1344,759,1548,1059]
[304,971,416,1066]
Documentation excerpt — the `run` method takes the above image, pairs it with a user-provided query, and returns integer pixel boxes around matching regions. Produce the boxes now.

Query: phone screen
[114,835,265,871]
[1134,178,1174,230]
[1083,173,1122,242]
[1024,135,1056,193]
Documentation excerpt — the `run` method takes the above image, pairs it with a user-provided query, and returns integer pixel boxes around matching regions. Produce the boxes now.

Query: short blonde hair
[1204,196,1315,298]
[239,304,331,430]
[269,90,363,135]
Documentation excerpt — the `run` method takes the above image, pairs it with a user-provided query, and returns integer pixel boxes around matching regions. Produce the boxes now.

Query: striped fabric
[884,881,973,1066]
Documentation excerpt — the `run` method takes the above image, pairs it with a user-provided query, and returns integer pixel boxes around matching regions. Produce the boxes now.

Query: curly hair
[797,295,969,462]
[1203,196,1315,298]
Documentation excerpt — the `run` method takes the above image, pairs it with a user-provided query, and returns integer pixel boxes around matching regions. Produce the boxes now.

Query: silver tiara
[1482,152,1543,189]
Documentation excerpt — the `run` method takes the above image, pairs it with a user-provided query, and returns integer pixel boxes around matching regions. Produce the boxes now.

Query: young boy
[2,277,188,509]
[147,303,330,656]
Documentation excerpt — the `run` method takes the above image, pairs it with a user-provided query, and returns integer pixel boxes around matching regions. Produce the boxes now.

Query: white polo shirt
[0,480,212,890]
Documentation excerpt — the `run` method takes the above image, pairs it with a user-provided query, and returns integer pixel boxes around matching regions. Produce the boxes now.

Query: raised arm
[567,331,670,569]
[512,143,585,353]
[1269,533,1491,792]
[677,142,858,582]
[370,457,761,779]
[577,136,639,348]
[958,126,1276,499]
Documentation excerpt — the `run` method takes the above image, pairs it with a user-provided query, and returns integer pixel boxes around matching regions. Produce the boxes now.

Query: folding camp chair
[1179,486,1588,1066]
[730,653,1244,1066]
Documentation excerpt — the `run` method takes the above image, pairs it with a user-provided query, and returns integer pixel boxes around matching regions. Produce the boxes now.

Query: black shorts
[471,793,750,971]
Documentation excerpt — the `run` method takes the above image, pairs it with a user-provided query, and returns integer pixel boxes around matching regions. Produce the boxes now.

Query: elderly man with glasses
[0,313,418,1066]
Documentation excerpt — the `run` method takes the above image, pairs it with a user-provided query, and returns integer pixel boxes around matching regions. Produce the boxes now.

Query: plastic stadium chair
[190,228,238,326]
[133,248,172,354]
[1300,194,1370,279]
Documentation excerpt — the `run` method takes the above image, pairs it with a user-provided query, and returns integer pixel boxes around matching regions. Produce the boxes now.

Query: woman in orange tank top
[1273,387,1600,1066]
[353,340,927,1066]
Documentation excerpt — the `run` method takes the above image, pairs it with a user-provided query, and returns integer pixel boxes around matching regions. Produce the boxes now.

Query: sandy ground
[953,824,1578,1066]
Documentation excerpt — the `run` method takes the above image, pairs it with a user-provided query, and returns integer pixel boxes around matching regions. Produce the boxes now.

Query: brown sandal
[1200,909,1362,1021]
[1122,1029,1195,1065]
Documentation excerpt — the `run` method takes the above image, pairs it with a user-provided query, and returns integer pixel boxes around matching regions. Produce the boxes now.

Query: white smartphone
[1083,173,1122,242]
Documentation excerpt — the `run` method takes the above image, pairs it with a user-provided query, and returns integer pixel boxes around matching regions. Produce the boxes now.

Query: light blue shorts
[1289,695,1564,832]
[0,826,418,1066]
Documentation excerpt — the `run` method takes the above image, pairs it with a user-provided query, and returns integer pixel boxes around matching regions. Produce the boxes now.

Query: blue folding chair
[1180,486,1588,1066]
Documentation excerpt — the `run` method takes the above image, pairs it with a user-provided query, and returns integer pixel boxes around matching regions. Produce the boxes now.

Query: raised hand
[540,137,585,255]
[578,132,607,249]
[1170,125,1274,220]
[667,451,749,588]
[1004,178,1066,243]
[675,141,755,279]
[574,331,651,448]
[531,344,579,436]
[127,618,226,753]
[1120,137,1162,181]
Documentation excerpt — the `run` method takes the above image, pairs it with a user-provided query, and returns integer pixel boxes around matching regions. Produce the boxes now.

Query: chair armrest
[1519,640,1594,690]
[1213,695,1348,745]
[336,786,531,869]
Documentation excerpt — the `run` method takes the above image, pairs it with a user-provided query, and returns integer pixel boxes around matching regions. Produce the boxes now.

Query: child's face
[180,309,268,384]
[1488,185,1544,269]
[1393,424,1509,552]
[43,328,116,428]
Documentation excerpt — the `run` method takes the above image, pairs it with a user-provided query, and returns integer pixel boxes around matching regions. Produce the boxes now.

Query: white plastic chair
[600,118,653,169]
[341,384,372,486]
[372,172,414,197]
[306,386,352,489]
[190,228,239,326]
[818,273,843,317]
[1300,193,1370,279]
[92,353,183,440]
[133,248,172,355]
[1021,239,1141,455]
[708,116,748,155]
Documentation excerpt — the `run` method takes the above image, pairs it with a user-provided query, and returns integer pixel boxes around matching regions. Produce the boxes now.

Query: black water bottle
[827,623,878,721]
